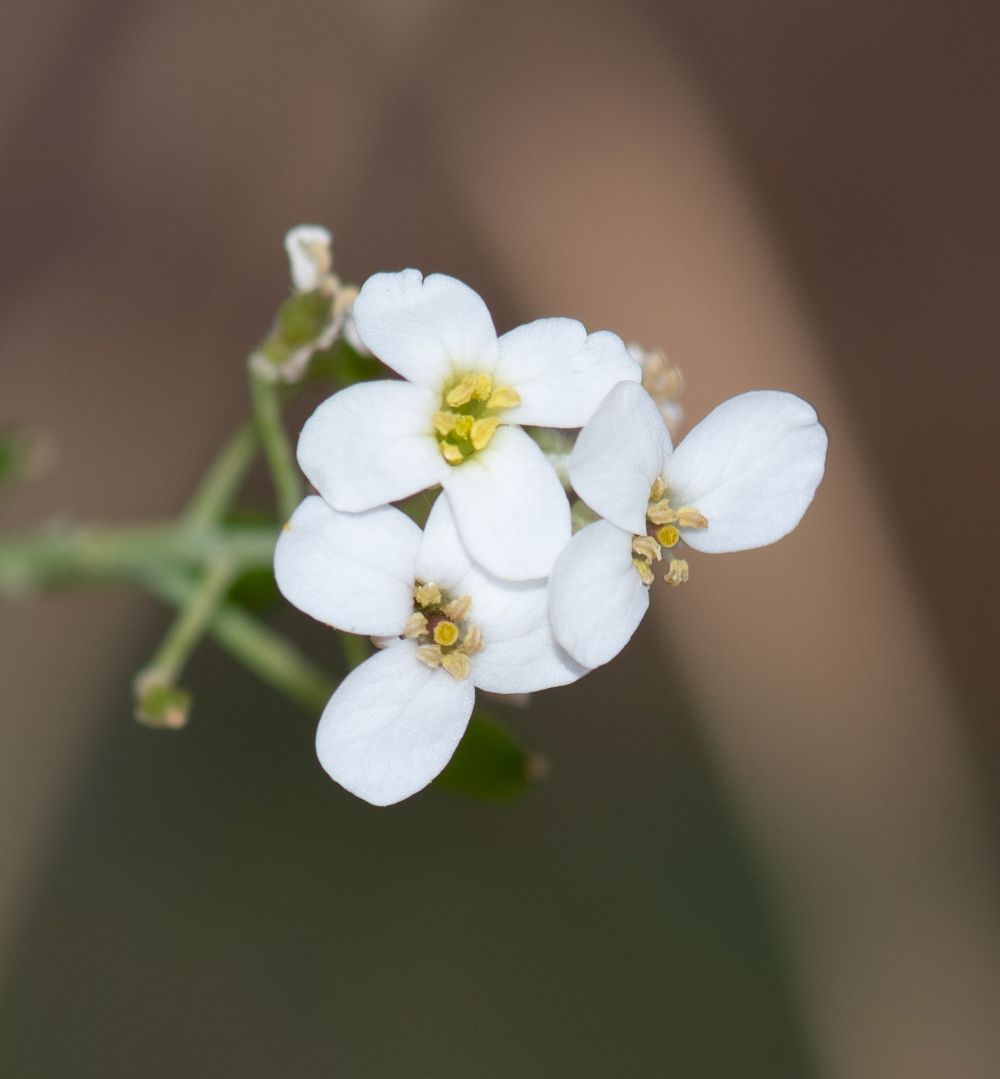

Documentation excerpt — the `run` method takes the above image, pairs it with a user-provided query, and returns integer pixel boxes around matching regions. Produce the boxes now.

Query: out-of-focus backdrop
[0,1,998,1076]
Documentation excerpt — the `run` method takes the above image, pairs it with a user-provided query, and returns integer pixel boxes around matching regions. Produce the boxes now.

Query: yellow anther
[443,594,472,620]
[487,386,521,410]
[633,558,655,586]
[646,499,678,526]
[402,612,428,639]
[431,411,458,436]
[454,414,475,438]
[415,644,443,668]
[414,582,442,608]
[282,522,292,531]
[472,373,493,401]
[440,442,465,465]
[664,558,690,586]
[441,651,470,681]
[470,417,500,451]
[677,508,708,530]
[656,525,680,548]
[650,477,667,502]
[632,535,661,562]
[461,624,484,654]
[446,375,479,407]
[433,620,460,647]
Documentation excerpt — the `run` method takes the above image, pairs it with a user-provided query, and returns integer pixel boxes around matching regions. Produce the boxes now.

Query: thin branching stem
[248,356,303,522]
[184,422,258,527]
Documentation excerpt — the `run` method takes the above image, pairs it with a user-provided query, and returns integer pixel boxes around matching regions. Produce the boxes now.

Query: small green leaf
[432,710,544,803]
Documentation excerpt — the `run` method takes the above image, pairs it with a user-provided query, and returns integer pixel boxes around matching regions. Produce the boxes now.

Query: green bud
[134,678,191,729]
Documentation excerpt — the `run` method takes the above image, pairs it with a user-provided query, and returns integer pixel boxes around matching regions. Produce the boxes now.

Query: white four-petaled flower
[295,270,640,581]
[549,381,828,669]
[274,493,586,805]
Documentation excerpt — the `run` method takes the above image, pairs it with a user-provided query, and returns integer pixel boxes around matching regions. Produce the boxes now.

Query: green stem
[137,561,237,690]
[248,356,303,522]
[184,422,257,527]
[149,569,336,716]
[0,521,279,595]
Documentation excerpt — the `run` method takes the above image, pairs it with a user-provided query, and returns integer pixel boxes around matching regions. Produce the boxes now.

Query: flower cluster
[274,244,828,805]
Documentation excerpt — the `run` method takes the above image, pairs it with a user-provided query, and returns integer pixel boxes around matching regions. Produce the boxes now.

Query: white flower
[549,381,828,669]
[273,493,586,805]
[295,269,641,581]
[285,225,334,292]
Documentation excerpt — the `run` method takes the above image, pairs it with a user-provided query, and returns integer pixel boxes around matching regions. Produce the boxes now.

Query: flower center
[631,476,707,588]
[404,580,484,680]
[431,373,521,465]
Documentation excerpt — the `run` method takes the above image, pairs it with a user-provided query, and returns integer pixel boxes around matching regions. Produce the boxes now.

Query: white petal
[459,567,587,693]
[569,381,672,534]
[315,641,475,806]
[273,496,420,635]
[441,425,571,581]
[297,380,450,511]
[284,225,332,291]
[495,318,641,427]
[415,492,473,591]
[548,520,650,669]
[663,390,829,553]
[352,270,498,389]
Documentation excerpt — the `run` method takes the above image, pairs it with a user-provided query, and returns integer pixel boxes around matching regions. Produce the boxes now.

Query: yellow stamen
[487,386,521,410]
[441,651,470,680]
[442,594,472,620]
[433,620,460,647]
[440,442,464,465]
[470,417,499,451]
[282,522,292,531]
[650,476,667,502]
[454,414,475,438]
[677,508,708,529]
[402,612,428,638]
[461,624,483,654]
[415,644,443,667]
[414,582,442,607]
[633,558,655,586]
[446,375,479,407]
[632,535,661,562]
[656,525,680,548]
[646,499,678,525]
[431,411,458,436]
[664,558,690,586]
[472,373,493,401]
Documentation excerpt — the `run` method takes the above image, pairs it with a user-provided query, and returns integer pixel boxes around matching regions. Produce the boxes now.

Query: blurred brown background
[0,0,998,1075]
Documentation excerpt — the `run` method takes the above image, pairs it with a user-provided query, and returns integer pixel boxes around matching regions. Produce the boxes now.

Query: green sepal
[308,340,385,387]
[432,710,541,803]
[277,289,334,347]
[134,681,191,730]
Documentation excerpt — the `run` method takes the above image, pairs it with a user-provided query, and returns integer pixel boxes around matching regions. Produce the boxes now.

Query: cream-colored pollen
[440,443,464,465]
[633,558,655,585]
[487,386,521,409]
[664,558,690,586]
[415,644,443,667]
[446,375,479,407]
[433,620,460,647]
[650,476,667,502]
[646,499,678,526]
[441,651,470,680]
[472,373,493,401]
[470,416,499,450]
[454,414,475,438]
[677,507,708,529]
[431,411,458,436]
[402,612,428,638]
[632,535,661,562]
[656,525,680,547]
[461,624,483,653]
[414,582,442,607]
[442,594,472,620]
